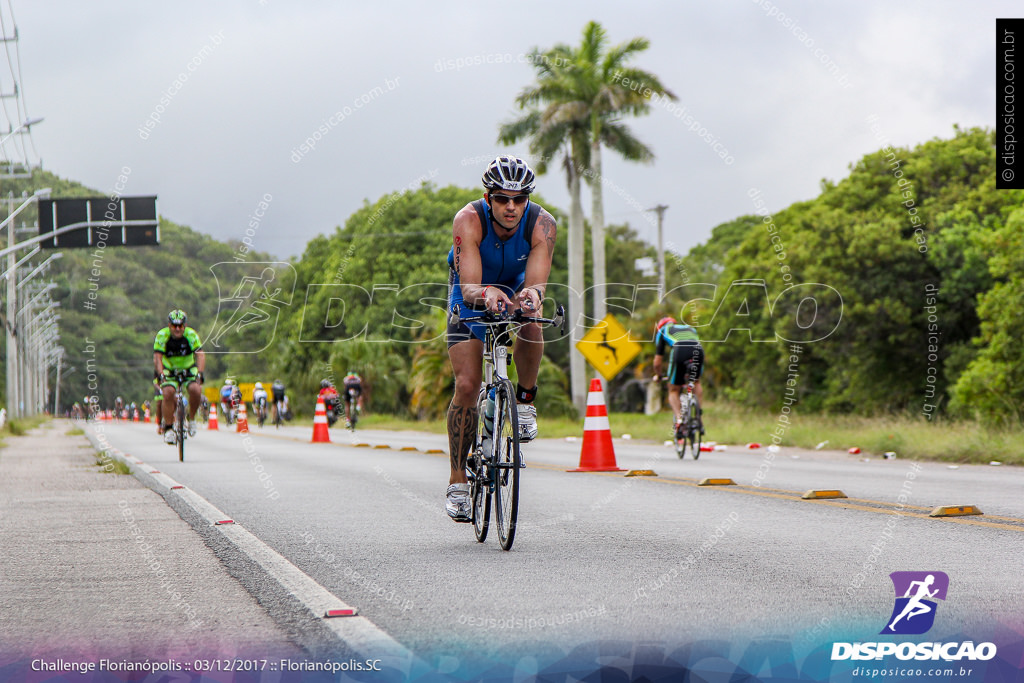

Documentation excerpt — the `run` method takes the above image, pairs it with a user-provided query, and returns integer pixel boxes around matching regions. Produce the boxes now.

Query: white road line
[84,425,416,671]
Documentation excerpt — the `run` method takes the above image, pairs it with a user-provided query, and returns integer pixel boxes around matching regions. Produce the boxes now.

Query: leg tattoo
[447,402,478,473]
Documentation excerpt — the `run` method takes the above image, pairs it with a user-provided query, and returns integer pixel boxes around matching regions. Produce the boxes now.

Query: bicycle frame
[451,303,565,551]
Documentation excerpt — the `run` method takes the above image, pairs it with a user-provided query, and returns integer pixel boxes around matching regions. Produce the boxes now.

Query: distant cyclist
[153,309,205,444]
[652,317,705,435]
[271,378,289,424]
[318,379,341,426]
[220,379,237,424]
[342,372,363,426]
[252,381,269,425]
[150,378,162,434]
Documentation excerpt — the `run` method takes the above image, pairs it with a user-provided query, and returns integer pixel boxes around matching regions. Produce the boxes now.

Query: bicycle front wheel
[176,398,186,462]
[492,379,520,551]
[472,389,490,543]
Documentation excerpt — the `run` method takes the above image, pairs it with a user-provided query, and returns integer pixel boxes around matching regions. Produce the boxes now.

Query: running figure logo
[206,262,297,353]
[881,571,949,635]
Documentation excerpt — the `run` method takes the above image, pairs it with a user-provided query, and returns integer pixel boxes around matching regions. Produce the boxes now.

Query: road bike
[451,302,565,551]
[675,380,702,460]
[344,391,360,430]
[165,369,193,462]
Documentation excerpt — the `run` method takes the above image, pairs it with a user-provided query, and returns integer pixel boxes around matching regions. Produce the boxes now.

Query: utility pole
[647,204,668,299]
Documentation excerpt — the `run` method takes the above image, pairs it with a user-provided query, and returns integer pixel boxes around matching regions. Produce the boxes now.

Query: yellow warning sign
[576,314,643,381]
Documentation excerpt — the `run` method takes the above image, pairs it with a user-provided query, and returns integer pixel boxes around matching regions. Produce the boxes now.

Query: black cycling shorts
[667,342,704,385]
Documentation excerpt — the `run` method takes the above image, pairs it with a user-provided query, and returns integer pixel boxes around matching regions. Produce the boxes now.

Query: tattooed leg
[448,401,477,485]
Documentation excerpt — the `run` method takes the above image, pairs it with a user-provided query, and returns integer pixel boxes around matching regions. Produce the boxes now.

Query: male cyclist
[150,378,162,434]
[153,309,205,444]
[271,378,288,424]
[444,155,557,522]
[220,378,238,425]
[252,381,269,425]
[342,372,363,427]
[318,379,341,426]
[652,317,705,436]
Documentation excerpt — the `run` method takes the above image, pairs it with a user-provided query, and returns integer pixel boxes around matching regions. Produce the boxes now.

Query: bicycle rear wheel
[689,398,702,460]
[492,379,520,551]
[676,403,689,459]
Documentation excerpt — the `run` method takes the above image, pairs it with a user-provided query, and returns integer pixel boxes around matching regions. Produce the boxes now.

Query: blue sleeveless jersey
[448,199,533,310]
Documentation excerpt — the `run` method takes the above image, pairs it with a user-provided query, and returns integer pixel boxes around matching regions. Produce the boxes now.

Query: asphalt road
[92,419,1024,674]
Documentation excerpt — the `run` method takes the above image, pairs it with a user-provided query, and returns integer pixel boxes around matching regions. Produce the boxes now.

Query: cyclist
[652,317,705,436]
[342,372,363,426]
[153,309,205,444]
[252,381,269,426]
[318,379,341,426]
[271,378,289,424]
[114,396,124,420]
[151,377,163,434]
[220,379,236,424]
[444,155,557,522]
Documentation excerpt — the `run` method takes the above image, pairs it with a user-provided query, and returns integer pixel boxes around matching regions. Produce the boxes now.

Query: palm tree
[575,21,675,324]
[498,22,674,413]
[498,50,591,414]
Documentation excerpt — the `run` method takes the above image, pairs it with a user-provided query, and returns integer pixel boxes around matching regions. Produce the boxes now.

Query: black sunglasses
[489,193,530,206]
[169,321,185,327]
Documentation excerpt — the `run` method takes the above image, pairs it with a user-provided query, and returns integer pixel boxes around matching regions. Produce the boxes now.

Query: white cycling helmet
[255,382,263,389]
[482,155,536,194]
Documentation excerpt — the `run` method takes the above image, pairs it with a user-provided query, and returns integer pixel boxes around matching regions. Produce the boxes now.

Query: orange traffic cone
[236,402,249,433]
[133,409,139,422]
[312,397,331,443]
[144,407,150,423]
[207,403,219,430]
[569,378,623,472]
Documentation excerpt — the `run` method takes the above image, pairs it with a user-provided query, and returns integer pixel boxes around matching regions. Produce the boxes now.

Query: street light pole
[646,205,668,299]
[2,117,43,418]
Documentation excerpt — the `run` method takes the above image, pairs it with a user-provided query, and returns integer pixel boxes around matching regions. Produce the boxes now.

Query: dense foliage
[6,127,1020,425]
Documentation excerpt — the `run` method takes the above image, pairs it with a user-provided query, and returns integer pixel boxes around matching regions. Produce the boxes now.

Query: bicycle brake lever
[553,304,566,334]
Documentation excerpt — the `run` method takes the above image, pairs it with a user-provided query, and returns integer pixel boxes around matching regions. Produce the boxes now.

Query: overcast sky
[5,1,1012,260]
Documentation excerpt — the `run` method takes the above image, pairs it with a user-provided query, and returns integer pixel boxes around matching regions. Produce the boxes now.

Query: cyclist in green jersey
[153,309,206,444]
[653,317,705,433]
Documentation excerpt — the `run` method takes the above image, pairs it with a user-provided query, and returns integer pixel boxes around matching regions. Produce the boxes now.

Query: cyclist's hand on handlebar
[516,287,541,317]
[483,285,512,314]
[652,374,662,383]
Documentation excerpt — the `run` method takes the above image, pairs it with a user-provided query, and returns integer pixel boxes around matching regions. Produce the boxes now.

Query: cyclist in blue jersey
[444,155,557,522]
[653,317,705,434]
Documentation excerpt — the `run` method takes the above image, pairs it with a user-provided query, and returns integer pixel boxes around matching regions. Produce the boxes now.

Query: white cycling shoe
[163,429,176,445]
[517,403,538,442]
[445,483,472,523]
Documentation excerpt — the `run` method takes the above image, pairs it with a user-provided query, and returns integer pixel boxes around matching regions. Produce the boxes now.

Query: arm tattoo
[447,402,478,472]
[538,212,556,253]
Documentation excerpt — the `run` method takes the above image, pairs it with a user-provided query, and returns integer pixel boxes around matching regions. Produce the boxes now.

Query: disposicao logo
[881,571,948,635]
[831,571,997,662]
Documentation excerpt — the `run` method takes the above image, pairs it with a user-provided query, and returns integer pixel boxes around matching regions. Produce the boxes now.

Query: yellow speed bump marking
[353,443,371,448]
[399,446,418,451]
[802,489,848,500]
[373,444,390,449]
[425,448,445,454]
[698,478,736,486]
[625,469,658,477]
[929,505,983,517]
